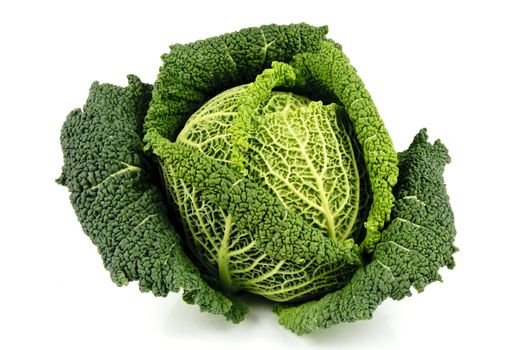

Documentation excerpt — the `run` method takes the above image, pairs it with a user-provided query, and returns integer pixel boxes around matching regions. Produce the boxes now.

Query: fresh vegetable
[58,23,457,334]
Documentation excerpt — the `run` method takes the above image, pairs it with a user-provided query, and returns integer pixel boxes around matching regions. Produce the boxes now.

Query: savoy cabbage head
[58,23,457,334]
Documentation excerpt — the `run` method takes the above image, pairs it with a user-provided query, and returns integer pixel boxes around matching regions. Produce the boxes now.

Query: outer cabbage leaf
[275,129,457,334]
[290,41,399,253]
[57,76,248,322]
[144,23,330,143]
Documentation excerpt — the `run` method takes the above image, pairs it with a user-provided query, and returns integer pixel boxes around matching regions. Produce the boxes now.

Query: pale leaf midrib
[217,214,235,290]
[283,114,337,240]
[90,162,140,190]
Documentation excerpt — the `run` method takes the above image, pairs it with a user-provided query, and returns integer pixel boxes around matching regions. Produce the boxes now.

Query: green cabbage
[58,23,457,334]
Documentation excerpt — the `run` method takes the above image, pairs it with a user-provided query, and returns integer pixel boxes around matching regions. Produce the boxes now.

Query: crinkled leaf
[275,129,457,334]
[57,76,247,322]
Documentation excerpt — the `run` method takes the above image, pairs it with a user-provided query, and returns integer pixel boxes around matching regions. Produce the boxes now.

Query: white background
[1,0,524,349]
